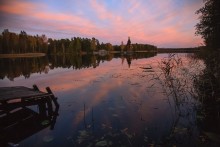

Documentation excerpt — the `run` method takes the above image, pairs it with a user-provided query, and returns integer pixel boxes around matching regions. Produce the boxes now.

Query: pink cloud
[0,0,203,47]
[0,1,44,15]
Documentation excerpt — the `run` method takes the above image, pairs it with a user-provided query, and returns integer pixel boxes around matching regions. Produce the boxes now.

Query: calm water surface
[0,53,205,146]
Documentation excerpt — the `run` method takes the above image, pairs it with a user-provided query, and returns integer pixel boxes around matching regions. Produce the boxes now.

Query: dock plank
[0,86,49,101]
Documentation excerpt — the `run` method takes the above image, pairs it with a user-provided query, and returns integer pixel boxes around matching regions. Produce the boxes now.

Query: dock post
[46,87,59,108]
[33,84,40,91]
[46,97,53,116]
[38,102,47,117]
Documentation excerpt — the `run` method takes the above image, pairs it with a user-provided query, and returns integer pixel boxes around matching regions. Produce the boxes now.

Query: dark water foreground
[0,52,220,147]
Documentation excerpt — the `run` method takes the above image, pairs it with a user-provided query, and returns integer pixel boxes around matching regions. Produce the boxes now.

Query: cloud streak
[0,0,203,47]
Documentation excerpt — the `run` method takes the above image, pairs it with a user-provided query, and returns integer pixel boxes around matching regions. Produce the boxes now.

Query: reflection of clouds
[0,54,202,131]
[50,56,170,127]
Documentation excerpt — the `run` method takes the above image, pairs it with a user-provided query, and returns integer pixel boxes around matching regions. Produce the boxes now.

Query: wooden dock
[0,85,59,114]
[0,85,59,146]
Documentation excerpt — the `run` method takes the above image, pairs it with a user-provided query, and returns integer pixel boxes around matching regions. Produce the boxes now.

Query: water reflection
[0,52,156,80]
[0,57,49,80]
[1,53,215,146]
[192,50,220,145]
[0,98,59,146]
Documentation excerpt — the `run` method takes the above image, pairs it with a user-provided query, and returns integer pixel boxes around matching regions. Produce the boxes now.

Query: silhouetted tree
[120,41,125,52]
[196,0,220,49]
[2,29,10,53]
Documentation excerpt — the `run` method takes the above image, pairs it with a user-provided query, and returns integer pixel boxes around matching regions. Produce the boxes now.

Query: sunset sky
[0,0,204,47]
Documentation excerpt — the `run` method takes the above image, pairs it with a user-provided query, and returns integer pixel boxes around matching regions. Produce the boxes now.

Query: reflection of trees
[0,57,49,81]
[0,53,157,80]
[194,51,220,103]
[155,52,220,145]
[121,52,157,68]
[193,50,220,142]
[48,54,114,70]
[151,54,205,145]
[195,0,220,143]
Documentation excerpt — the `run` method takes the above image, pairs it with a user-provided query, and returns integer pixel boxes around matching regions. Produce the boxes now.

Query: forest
[0,29,157,55]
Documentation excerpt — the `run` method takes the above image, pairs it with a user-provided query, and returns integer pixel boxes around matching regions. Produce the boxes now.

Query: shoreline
[0,53,46,58]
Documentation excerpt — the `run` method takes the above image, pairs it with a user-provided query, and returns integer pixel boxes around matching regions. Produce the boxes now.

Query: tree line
[0,29,48,54]
[0,29,157,54]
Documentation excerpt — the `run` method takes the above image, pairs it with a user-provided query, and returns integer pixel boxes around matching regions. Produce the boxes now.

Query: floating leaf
[43,135,54,142]
[79,130,89,137]
[144,136,148,142]
[121,128,128,133]
[77,130,90,144]
[95,140,108,146]
[173,127,187,134]
[126,133,133,139]
[102,124,107,128]
[112,114,118,117]
[7,142,19,147]
[140,67,152,70]
[101,124,112,129]
[41,120,50,126]
[143,70,154,72]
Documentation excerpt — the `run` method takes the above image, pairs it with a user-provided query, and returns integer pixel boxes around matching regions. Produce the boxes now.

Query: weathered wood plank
[0,86,48,101]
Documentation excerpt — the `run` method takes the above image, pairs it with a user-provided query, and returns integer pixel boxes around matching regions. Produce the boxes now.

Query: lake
[0,52,219,146]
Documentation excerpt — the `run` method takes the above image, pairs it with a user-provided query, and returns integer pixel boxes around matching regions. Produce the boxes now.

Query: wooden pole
[46,87,59,108]
[46,97,53,116]
[33,84,40,91]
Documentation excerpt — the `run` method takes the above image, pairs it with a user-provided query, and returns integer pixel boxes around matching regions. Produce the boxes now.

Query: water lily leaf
[143,70,154,72]
[77,130,90,144]
[121,128,128,133]
[112,114,118,117]
[41,120,50,126]
[144,136,148,140]
[102,123,106,128]
[140,66,152,70]
[95,140,108,146]
[43,135,54,142]
[173,127,187,134]
[126,133,133,139]
[79,130,89,137]
[7,142,19,147]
